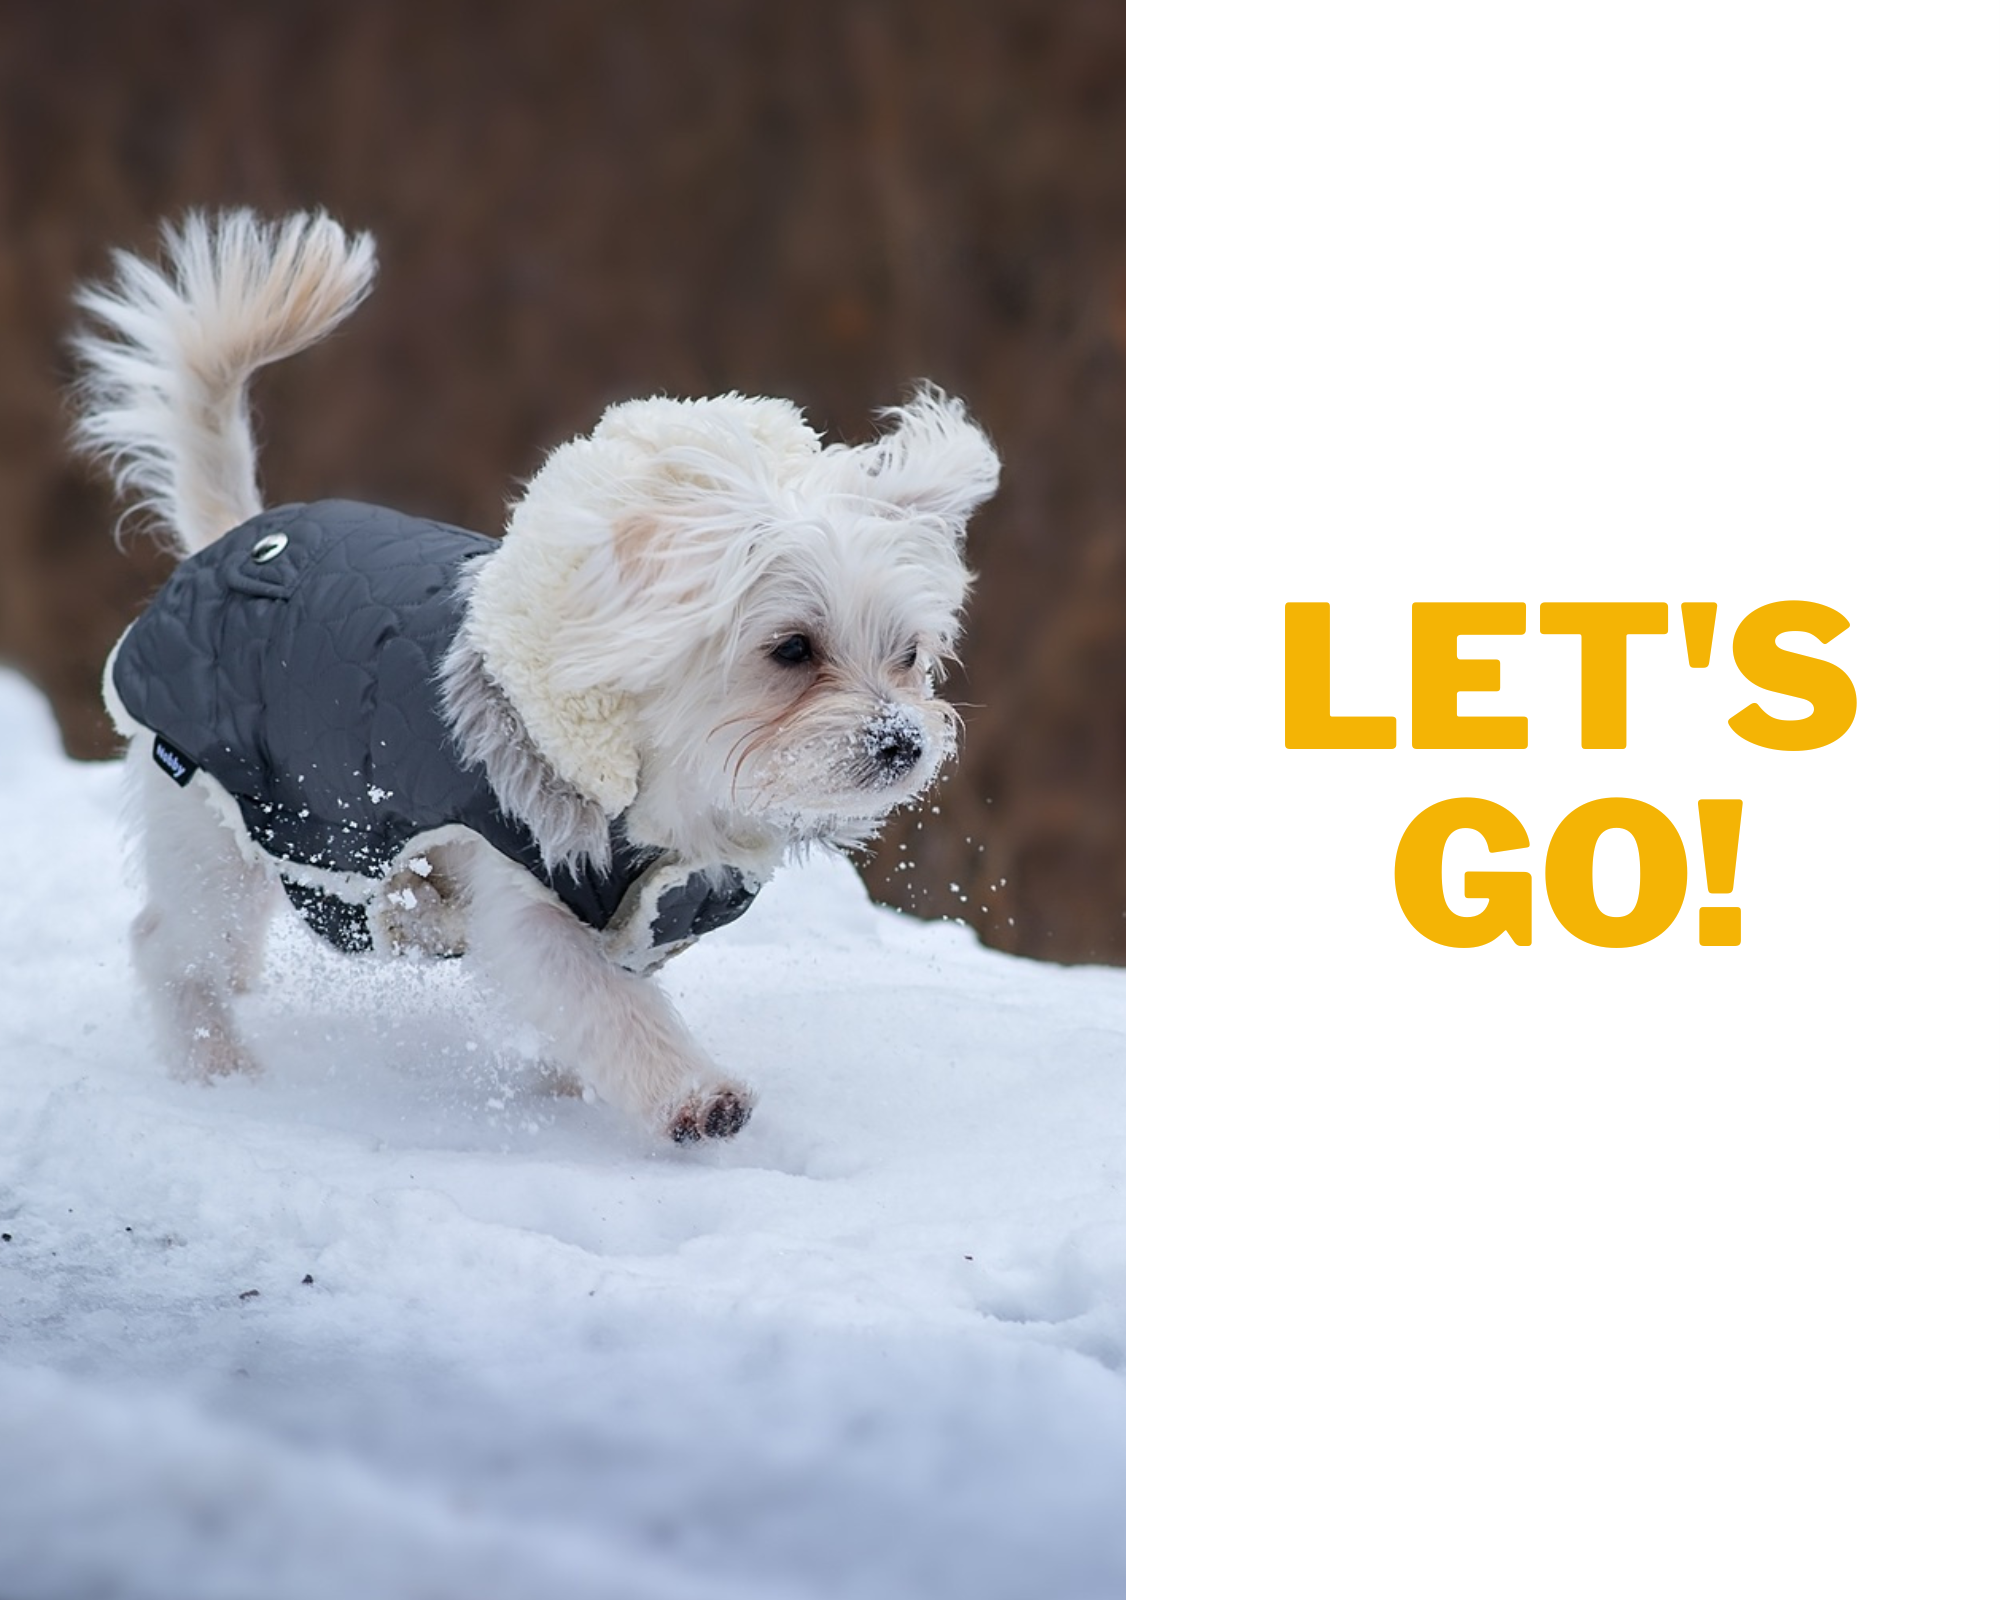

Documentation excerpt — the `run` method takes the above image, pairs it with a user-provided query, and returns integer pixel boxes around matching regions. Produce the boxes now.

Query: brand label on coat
[151,734,196,787]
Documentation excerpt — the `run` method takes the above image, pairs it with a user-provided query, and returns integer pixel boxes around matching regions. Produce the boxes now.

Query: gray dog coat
[109,499,758,967]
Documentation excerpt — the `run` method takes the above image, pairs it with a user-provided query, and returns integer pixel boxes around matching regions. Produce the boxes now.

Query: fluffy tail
[70,210,377,555]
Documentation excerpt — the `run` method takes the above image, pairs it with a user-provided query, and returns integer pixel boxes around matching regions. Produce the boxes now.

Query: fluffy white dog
[71,210,998,1142]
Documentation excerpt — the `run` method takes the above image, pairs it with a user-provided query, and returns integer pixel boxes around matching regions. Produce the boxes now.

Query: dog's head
[461,388,998,862]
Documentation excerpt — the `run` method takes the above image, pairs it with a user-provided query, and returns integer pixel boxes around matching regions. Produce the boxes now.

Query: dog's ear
[593,394,822,487]
[845,386,1000,532]
[590,395,824,586]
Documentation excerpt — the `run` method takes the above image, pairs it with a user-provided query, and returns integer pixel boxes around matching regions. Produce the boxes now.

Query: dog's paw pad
[667,1088,753,1144]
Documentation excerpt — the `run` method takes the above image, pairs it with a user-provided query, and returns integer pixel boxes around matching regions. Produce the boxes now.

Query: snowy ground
[0,670,1124,1600]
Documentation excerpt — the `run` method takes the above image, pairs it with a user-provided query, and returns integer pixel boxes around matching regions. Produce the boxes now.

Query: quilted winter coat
[108,500,757,965]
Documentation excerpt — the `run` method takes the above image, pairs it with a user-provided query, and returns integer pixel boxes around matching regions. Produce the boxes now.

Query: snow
[0,669,1124,1600]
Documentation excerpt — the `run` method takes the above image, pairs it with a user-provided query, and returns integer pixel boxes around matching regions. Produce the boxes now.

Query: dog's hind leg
[460,845,755,1142]
[124,747,280,1080]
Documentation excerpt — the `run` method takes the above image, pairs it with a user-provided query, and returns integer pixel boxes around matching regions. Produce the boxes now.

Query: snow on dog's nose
[859,706,925,784]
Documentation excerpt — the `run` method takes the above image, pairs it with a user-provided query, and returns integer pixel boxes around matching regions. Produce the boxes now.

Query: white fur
[73,210,999,1143]
[71,210,378,553]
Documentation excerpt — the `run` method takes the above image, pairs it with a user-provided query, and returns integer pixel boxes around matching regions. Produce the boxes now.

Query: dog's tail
[70,210,377,556]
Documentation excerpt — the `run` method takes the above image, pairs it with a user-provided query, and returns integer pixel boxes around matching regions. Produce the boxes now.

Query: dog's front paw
[178,1025,261,1084]
[664,1083,755,1144]
[536,1063,588,1099]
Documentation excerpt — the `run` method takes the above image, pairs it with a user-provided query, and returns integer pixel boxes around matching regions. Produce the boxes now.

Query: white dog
[71,210,998,1142]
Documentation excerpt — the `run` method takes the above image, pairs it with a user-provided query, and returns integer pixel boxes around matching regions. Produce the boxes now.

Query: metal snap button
[250,532,289,563]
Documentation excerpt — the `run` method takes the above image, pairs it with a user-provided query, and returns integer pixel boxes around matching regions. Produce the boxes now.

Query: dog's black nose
[874,727,922,777]
[862,712,925,781]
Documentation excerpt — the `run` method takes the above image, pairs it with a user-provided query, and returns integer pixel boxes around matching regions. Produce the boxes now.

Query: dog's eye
[897,643,921,671]
[769,634,814,667]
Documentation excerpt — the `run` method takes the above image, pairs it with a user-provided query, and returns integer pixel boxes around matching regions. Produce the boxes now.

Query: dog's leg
[227,868,280,995]
[124,748,280,1080]
[460,847,754,1141]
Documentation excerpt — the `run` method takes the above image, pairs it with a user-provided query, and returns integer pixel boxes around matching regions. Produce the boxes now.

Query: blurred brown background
[0,0,1123,964]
